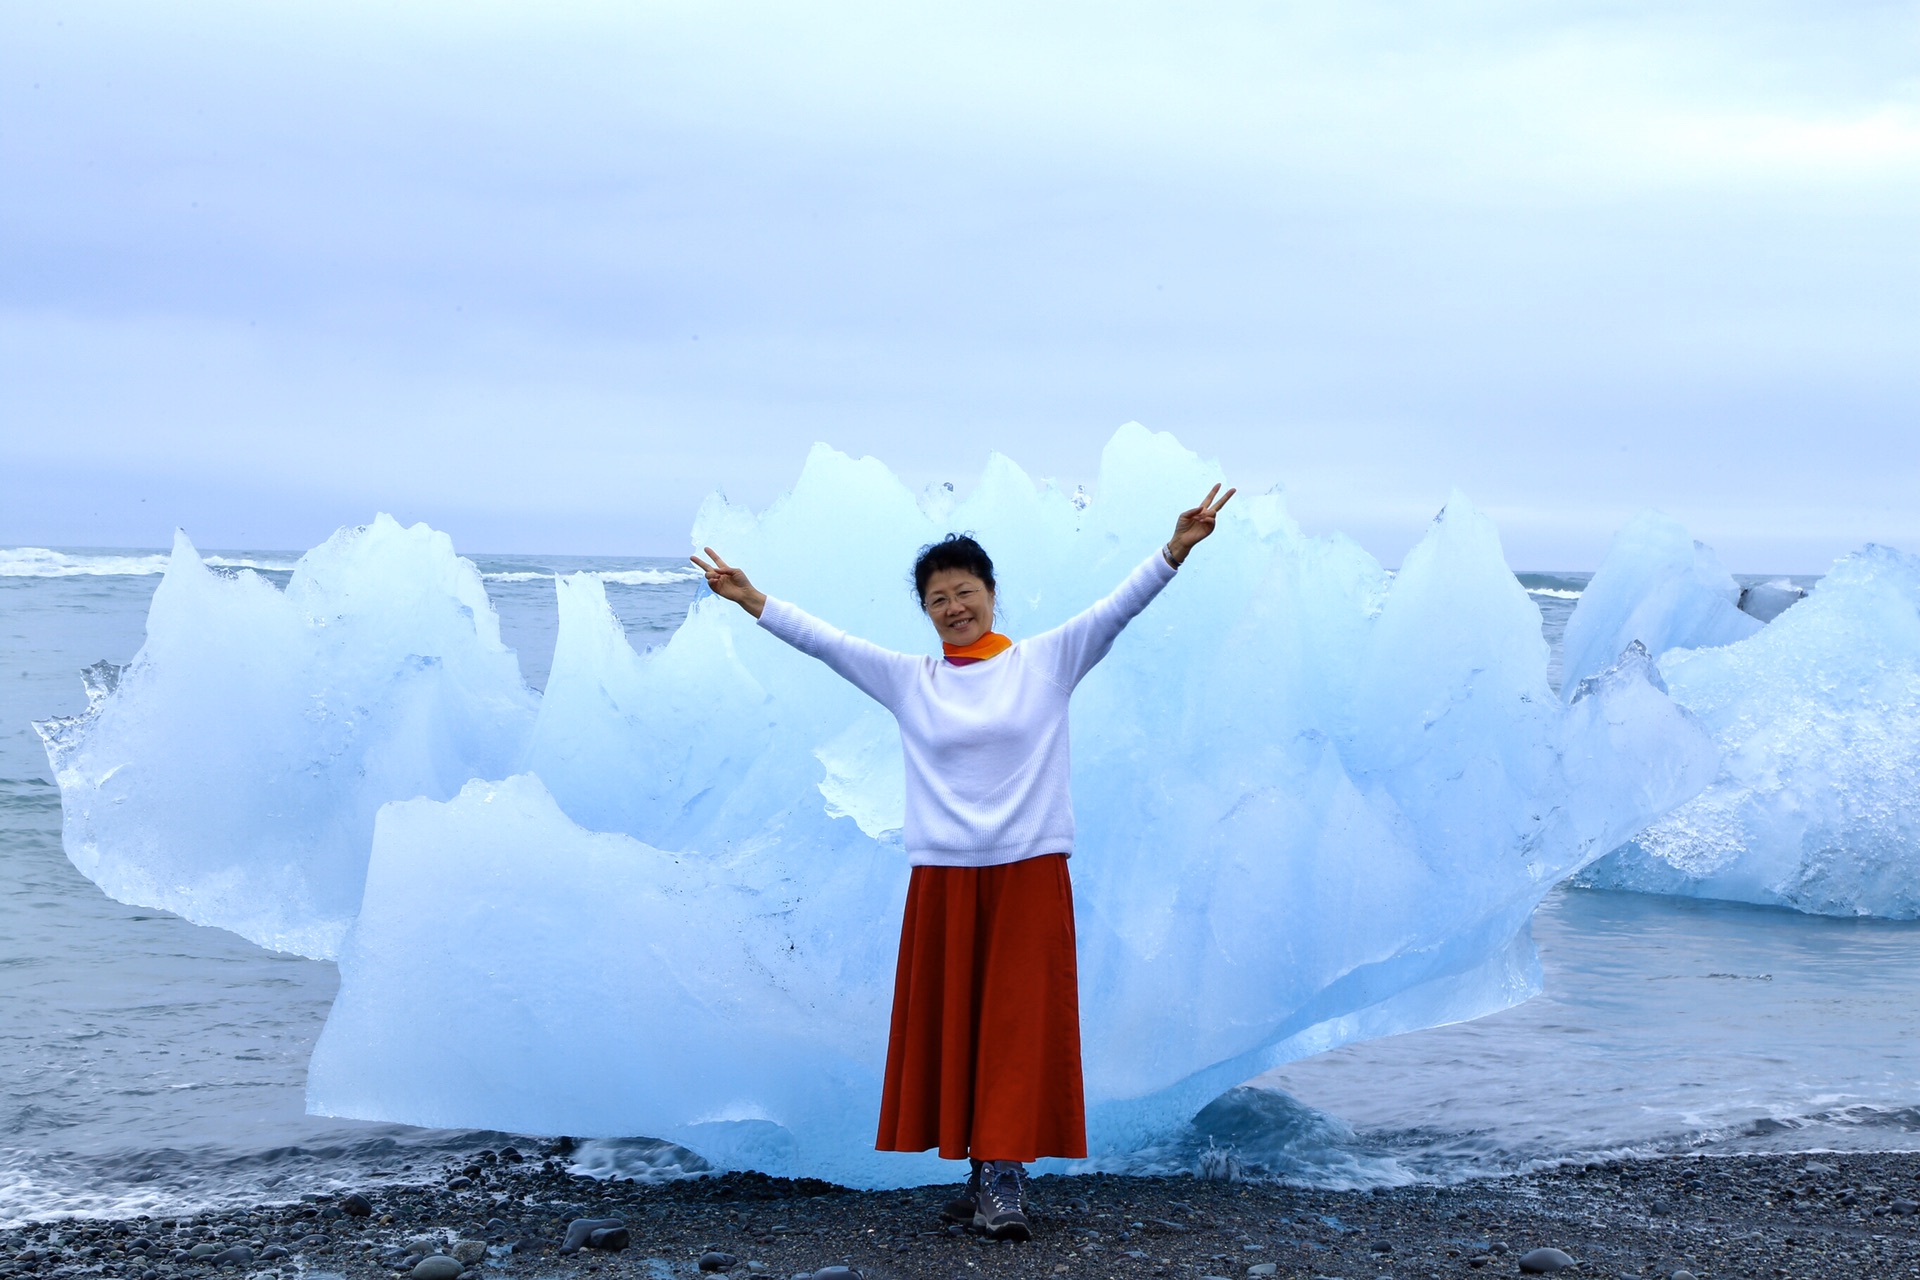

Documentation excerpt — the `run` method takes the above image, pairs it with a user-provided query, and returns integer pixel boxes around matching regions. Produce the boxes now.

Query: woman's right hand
[690,547,767,618]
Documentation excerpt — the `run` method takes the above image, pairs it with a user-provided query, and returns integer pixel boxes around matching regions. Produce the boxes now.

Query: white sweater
[757,551,1178,868]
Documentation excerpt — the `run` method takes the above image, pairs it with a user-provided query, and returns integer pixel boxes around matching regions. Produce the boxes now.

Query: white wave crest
[598,568,701,585]
[0,548,297,577]
[480,568,700,586]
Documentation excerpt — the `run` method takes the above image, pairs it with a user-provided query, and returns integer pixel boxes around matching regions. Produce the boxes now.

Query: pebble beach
[7,1146,1919,1280]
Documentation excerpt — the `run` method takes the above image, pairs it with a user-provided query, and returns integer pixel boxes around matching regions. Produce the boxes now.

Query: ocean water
[2,550,1914,1224]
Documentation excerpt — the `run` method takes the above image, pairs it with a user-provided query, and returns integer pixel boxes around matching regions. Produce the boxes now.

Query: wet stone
[411,1256,462,1280]
[1518,1247,1578,1274]
[340,1195,373,1219]
[698,1252,739,1272]
[560,1220,623,1255]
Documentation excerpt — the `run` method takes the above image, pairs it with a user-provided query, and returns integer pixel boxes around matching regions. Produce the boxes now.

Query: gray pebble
[210,1245,252,1267]
[259,1246,289,1261]
[560,1218,624,1255]
[1893,1198,1919,1215]
[1518,1247,1577,1273]
[341,1194,373,1218]
[1672,1271,1698,1280]
[188,1244,223,1259]
[586,1227,629,1252]
[699,1252,740,1273]
[450,1241,487,1265]
[1248,1265,1278,1277]
[445,1177,472,1191]
[411,1255,463,1280]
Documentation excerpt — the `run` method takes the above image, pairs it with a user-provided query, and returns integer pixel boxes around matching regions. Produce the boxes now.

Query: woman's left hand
[1166,483,1235,566]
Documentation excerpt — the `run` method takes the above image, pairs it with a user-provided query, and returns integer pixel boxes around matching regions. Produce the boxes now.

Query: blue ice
[1578,534,1920,918]
[44,428,1721,1183]
[305,428,1716,1183]
[35,516,536,958]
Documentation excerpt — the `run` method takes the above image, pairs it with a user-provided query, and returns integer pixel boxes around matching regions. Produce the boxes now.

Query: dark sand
[7,1146,1920,1280]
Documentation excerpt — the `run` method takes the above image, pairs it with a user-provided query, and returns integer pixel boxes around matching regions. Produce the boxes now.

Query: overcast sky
[4,1,1917,570]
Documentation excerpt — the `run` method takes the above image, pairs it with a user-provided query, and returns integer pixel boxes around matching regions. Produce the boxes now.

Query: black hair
[912,533,996,605]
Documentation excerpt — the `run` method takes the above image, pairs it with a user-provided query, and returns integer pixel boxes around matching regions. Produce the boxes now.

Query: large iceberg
[1580,542,1920,918]
[304,426,1717,1184]
[35,516,538,958]
[1558,511,1760,696]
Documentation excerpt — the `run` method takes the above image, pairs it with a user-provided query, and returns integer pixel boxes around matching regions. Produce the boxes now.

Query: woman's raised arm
[695,546,917,712]
[690,547,767,619]
[1161,483,1235,568]
[1032,483,1235,688]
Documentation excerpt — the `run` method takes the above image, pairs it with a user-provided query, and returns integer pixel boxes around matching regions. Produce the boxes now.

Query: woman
[691,483,1233,1240]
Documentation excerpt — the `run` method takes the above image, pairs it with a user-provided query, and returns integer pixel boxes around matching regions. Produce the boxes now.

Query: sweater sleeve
[757,597,918,712]
[1027,550,1178,690]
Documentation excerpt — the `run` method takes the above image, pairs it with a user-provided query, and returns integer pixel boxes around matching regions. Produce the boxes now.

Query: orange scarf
[942,632,1012,665]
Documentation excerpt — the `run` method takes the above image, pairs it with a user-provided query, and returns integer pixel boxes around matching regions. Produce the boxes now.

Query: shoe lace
[981,1161,1025,1215]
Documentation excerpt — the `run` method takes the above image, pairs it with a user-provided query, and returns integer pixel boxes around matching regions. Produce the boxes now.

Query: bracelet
[1163,542,1183,568]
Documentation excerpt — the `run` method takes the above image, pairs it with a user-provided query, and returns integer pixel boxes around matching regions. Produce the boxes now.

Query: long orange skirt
[874,852,1088,1162]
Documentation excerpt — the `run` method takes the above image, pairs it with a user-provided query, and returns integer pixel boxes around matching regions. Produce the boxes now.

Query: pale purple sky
[4,2,1917,571]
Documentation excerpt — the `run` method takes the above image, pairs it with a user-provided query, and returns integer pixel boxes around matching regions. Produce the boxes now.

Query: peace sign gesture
[1165,483,1236,567]
[689,547,768,619]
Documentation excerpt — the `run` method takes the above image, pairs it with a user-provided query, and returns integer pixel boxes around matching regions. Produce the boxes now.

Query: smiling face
[921,568,995,647]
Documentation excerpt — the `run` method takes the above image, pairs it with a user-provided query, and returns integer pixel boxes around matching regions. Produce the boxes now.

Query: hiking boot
[940,1160,982,1224]
[972,1160,1031,1241]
